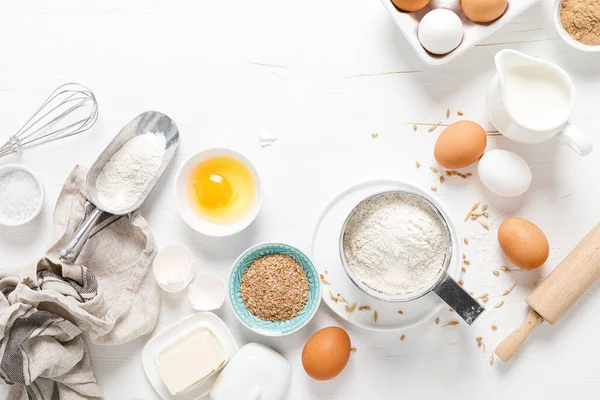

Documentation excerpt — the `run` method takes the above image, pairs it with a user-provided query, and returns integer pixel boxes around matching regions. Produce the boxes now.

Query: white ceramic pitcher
[486,49,593,156]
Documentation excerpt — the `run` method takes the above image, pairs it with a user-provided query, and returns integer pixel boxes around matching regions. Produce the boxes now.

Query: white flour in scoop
[342,192,449,295]
[96,132,166,211]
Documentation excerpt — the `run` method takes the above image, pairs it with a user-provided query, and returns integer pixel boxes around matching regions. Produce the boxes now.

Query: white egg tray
[379,0,540,67]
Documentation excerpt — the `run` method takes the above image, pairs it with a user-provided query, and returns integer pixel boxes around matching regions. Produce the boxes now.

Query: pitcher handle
[557,124,593,156]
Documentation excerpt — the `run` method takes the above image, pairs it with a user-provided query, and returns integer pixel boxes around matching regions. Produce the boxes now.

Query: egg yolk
[186,156,255,224]
[195,174,233,210]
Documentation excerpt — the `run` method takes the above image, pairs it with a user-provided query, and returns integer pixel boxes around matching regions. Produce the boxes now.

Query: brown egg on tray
[390,0,430,12]
[461,0,509,23]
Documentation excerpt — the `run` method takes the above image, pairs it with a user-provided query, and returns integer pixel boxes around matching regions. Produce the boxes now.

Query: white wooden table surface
[2,0,600,399]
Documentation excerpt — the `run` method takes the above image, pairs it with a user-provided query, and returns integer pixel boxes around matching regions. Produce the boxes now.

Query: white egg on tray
[477,149,532,197]
[417,9,464,55]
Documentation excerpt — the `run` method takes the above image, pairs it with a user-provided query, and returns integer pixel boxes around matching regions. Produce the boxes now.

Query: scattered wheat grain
[442,321,460,327]
[503,283,517,296]
[429,121,442,132]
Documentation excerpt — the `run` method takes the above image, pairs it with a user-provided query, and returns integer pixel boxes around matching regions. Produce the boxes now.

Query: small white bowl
[554,0,600,53]
[175,148,262,237]
[0,164,45,227]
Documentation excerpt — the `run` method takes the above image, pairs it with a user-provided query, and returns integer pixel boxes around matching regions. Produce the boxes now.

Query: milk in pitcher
[504,65,572,131]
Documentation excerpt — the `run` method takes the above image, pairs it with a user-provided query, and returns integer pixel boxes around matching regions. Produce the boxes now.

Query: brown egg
[461,0,508,23]
[433,120,487,169]
[302,326,351,381]
[498,218,549,270]
[391,0,431,12]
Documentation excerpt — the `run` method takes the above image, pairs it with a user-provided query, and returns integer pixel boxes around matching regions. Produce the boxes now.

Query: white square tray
[379,0,540,67]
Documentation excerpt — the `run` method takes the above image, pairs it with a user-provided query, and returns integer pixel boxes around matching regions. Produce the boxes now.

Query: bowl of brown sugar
[228,243,321,336]
[555,0,600,52]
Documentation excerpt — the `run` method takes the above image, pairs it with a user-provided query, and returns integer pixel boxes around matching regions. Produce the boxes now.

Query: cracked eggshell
[188,273,226,311]
[153,244,194,293]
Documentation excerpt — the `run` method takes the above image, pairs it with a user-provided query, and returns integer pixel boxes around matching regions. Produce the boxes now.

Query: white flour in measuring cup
[343,192,448,295]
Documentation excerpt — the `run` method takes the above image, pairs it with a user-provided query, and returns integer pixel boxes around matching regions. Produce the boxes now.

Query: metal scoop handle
[59,207,104,263]
[433,271,485,325]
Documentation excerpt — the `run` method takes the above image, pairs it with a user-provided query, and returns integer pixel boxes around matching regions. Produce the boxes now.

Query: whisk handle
[59,207,104,263]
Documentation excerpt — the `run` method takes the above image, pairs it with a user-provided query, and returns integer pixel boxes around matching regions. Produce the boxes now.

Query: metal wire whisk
[0,83,99,158]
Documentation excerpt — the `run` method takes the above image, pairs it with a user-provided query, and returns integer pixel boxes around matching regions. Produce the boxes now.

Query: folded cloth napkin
[0,166,161,399]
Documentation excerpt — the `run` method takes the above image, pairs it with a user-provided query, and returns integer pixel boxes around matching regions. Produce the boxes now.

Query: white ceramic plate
[380,0,540,67]
[310,180,462,331]
[142,312,239,400]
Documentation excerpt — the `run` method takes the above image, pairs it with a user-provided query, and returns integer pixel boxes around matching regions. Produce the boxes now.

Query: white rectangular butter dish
[142,312,239,400]
[379,0,540,67]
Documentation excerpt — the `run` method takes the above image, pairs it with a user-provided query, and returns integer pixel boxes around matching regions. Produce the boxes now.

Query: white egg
[477,149,532,197]
[417,9,464,55]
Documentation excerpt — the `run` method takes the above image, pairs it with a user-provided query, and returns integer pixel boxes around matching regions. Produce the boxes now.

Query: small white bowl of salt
[0,164,44,227]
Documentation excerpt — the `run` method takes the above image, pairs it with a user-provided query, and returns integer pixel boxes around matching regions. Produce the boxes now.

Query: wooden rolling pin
[495,223,600,362]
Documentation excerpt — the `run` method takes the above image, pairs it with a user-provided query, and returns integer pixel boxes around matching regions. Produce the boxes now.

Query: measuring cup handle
[59,207,104,264]
[557,124,593,156]
[432,272,485,325]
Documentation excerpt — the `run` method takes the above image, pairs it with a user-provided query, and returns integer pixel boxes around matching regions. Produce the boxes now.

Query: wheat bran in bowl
[240,254,309,322]
[229,242,321,337]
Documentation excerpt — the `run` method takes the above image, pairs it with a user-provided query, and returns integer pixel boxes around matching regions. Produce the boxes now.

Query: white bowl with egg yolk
[175,148,262,237]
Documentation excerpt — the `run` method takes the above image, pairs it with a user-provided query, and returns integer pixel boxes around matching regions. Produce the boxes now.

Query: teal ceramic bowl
[229,243,321,337]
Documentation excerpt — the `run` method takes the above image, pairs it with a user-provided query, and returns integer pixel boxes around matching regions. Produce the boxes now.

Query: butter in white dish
[156,328,226,395]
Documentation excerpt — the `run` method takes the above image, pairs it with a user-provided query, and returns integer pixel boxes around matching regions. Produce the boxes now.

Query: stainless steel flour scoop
[59,111,179,263]
[339,190,485,325]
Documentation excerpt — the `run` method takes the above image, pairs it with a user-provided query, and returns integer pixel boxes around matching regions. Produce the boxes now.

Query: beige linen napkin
[0,166,160,399]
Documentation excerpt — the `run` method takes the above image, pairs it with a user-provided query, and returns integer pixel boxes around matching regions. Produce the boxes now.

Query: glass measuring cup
[339,190,484,325]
